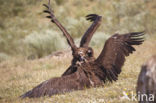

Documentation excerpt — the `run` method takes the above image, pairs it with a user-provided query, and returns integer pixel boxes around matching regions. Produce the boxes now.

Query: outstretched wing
[43,0,77,52]
[95,32,145,82]
[20,68,90,98]
[80,14,102,47]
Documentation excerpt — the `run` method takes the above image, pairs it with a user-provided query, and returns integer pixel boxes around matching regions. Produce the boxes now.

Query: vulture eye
[87,49,92,57]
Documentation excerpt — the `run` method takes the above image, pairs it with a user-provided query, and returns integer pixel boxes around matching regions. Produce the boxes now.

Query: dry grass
[0,37,155,103]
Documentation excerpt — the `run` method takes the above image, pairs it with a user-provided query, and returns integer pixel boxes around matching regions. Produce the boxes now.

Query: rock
[137,55,156,103]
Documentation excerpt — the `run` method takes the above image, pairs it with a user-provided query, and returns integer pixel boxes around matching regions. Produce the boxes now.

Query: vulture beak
[76,56,86,66]
[79,56,85,62]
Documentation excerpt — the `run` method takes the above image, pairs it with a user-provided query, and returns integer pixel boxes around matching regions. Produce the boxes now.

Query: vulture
[20,0,144,98]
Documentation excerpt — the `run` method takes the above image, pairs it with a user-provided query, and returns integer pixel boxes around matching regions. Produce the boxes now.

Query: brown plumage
[20,0,145,98]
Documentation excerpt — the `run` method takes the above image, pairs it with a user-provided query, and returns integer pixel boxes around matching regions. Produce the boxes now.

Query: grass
[0,37,155,103]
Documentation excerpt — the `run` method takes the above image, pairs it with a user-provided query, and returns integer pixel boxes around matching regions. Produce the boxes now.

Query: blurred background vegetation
[0,0,155,61]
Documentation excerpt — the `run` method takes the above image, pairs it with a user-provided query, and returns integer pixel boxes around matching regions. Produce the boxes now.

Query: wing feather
[95,32,145,82]
[20,68,90,98]
[80,14,102,47]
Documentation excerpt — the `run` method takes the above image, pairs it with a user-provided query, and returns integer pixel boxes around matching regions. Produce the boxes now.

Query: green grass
[0,38,155,103]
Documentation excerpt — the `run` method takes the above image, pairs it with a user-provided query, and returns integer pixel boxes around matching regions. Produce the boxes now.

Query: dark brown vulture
[20,0,144,98]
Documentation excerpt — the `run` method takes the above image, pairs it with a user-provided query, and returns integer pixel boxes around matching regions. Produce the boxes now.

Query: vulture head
[72,47,94,65]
